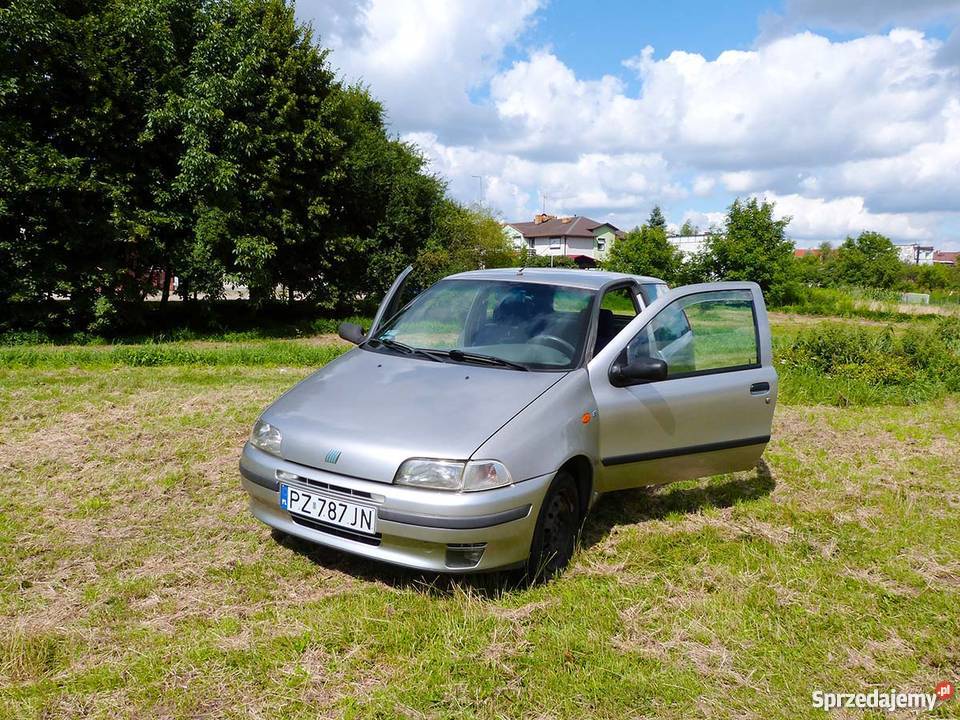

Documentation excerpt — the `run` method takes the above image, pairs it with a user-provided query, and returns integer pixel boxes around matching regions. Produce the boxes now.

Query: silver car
[240,268,776,578]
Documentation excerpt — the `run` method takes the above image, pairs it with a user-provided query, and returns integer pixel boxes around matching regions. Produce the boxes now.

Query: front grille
[291,514,382,546]
[285,473,373,500]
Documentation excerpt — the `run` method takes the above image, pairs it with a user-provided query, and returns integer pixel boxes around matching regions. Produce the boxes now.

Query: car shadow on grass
[274,459,775,598]
[579,458,776,551]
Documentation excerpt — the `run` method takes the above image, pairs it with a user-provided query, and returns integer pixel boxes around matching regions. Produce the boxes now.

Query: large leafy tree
[0,0,446,331]
[603,224,682,283]
[414,201,518,287]
[704,198,797,302]
[831,231,903,289]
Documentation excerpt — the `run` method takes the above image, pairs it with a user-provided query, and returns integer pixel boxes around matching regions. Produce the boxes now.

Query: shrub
[777,319,960,404]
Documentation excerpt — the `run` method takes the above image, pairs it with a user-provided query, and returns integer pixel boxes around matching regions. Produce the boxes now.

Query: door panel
[588,282,777,492]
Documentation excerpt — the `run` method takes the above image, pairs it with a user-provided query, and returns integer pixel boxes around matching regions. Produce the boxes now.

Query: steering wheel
[530,334,576,357]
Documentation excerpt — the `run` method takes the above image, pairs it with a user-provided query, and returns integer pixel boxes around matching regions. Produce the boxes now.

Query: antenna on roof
[517,265,525,275]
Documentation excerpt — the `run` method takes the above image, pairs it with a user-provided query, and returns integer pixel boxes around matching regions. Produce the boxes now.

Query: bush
[777,318,960,404]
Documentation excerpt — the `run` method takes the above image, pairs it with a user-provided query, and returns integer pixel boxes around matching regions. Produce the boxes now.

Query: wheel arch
[557,454,593,520]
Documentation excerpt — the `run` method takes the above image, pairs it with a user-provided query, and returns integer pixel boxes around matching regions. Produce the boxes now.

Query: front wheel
[526,471,580,582]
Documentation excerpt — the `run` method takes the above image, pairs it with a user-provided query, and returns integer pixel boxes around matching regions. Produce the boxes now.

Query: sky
[295,0,960,249]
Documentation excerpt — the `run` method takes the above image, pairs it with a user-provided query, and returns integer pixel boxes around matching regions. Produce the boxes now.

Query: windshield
[372,279,594,371]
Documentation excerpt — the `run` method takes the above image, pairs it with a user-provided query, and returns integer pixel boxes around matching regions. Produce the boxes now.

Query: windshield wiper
[366,338,443,362]
[444,349,528,371]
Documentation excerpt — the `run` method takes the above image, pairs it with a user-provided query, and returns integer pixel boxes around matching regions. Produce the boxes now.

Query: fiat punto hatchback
[240,268,776,578]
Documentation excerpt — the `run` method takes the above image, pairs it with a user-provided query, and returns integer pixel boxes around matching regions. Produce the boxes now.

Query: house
[794,248,822,258]
[503,214,622,267]
[933,250,957,266]
[896,244,935,265]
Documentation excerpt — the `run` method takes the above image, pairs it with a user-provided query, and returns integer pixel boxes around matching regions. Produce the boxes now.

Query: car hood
[262,348,567,483]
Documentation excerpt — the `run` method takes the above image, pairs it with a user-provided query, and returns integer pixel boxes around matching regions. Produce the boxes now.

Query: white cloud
[298,3,960,247]
[692,175,716,196]
[297,0,541,137]
[490,31,957,170]
[406,131,680,228]
[819,99,960,213]
[760,192,938,241]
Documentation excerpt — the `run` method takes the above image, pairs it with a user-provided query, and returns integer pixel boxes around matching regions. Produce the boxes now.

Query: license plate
[279,484,377,535]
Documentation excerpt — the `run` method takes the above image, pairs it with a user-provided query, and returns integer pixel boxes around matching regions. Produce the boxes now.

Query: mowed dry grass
[0,366,958,719]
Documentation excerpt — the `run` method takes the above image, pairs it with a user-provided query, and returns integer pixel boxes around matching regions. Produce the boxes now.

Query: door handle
[750,382,770,394]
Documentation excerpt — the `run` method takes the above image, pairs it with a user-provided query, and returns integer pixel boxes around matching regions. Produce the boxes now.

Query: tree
[415,202,519,286]
[647,205,667,232]
[0,0,447,332]
[831,231,902,289]
[704,197,797,303]
[603,224,683,283]
[678,219,699,236]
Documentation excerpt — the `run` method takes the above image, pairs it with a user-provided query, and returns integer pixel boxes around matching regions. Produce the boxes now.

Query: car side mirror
[609,356,668,387]
[338,322,366,345]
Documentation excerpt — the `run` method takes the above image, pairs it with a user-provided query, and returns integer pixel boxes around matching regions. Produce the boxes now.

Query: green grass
[4,314,957,409]
[0,338,351,368]
[0,366,957,718]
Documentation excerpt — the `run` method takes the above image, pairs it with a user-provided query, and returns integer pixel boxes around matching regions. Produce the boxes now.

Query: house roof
[506,215,620,239]
[934,250,958,264]
[794,248,822,258]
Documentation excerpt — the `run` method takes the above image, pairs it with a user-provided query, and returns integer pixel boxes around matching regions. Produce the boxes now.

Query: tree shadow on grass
[275,459,775,598]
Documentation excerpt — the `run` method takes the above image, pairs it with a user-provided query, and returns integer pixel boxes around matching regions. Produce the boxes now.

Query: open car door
[368,265,415,338]
[588,281,777,492]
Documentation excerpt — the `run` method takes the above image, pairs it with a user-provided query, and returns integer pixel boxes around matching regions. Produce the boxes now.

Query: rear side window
[625,289,759,378]
[600,287,638,318]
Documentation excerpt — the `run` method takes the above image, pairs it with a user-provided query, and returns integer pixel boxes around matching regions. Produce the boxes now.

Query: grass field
[1,317,959,719]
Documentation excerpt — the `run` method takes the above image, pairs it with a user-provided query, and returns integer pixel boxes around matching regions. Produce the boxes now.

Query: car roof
[445,267,666,290]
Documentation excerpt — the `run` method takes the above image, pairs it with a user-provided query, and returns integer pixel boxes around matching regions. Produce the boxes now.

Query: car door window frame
[587,280,642,362]
[613,288,762,382]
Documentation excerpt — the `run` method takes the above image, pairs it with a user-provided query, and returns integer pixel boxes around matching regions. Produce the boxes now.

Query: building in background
[896,243,935,265]
[668,234,711,258]
[503,214,622,267]
[933,250,957,266]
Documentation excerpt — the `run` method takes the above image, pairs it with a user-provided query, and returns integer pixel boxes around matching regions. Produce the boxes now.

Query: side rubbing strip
[602,435,770,467]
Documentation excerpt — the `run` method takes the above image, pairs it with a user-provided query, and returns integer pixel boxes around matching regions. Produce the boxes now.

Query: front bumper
[239,443,553,573]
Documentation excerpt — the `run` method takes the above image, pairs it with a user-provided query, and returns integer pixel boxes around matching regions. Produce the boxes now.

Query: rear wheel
[526,471,580,582]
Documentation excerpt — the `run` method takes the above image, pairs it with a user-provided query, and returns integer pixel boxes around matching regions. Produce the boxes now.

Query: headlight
[250,419,282,456]
[394,459,512,492]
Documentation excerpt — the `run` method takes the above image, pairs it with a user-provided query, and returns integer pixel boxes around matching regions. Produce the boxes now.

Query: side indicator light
[581,413,592,424]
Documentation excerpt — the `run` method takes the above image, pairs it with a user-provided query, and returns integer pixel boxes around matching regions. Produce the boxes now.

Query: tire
[526,471,580,582]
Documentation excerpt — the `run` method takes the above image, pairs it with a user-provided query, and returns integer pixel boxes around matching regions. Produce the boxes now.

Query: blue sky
[298,0,960,249]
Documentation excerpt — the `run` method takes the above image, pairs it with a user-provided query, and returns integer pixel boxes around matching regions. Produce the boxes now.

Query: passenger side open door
[587,282,777,492]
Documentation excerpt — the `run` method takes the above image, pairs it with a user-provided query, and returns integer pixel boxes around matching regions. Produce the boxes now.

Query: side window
[600,287,638,319]
[624,289,758,378]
